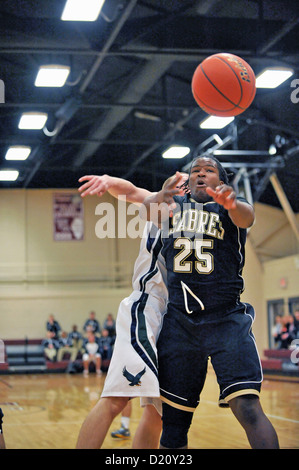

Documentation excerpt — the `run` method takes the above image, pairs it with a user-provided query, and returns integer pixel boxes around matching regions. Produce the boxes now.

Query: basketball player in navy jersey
[142,156,279,449]
[76,172,188,449]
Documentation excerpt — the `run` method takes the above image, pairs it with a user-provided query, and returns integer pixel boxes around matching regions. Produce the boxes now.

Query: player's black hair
[189,155,230,184]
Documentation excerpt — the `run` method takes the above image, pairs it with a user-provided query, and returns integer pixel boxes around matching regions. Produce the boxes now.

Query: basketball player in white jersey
[76,172,188,449]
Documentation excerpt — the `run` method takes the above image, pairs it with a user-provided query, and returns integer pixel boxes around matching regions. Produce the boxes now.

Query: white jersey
[101,222,167,407]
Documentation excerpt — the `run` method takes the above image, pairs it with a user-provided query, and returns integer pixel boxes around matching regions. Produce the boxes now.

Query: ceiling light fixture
[134,111,161,122]
[35,65,70,87]
[200,116,235,129]
[18,112,48,130]
[5,146,31,160]
[61,0,105,21]
[162,145,190,159]
[255,68,294,88]
[0,170,19,181]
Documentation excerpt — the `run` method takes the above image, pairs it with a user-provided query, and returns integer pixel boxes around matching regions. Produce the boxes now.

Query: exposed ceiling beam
[79,0,138,94]
[257,16,299,54]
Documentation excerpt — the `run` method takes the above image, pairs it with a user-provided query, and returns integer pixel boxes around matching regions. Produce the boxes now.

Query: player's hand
[157,172,182,210]
[206,185,237,210]
[78,175,111,198]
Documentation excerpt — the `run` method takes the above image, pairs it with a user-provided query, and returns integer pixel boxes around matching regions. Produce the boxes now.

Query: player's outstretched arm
[206,185,255,228]
[78,174,153,205]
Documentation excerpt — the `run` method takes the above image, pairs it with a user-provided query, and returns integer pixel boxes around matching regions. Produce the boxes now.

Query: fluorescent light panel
[162,146,190,159]
[134,111,161,122]
[61,0,105,21]
[35,65,70,87]
[200,116,234,129]
[5,146,31,160]
[0,170,19,181]
[18,112,48,130]
[256,68,293,88]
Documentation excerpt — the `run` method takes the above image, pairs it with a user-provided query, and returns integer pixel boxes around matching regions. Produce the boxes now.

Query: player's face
[189,157,222,202]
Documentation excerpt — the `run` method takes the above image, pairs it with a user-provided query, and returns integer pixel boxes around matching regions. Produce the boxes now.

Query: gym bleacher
[0,338,111,375]
[261,348,299,380]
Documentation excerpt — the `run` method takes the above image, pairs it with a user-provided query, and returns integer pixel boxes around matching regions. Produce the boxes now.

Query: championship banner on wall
[53,193,84,241]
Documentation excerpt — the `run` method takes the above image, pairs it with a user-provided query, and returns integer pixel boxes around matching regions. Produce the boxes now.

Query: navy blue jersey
[161,194,249,312]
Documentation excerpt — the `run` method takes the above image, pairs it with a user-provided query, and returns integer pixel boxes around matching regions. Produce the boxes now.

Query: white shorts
[101,291,166,402]
[82,353,101,361]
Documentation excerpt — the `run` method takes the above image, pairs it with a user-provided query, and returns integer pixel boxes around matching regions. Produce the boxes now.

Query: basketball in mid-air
[191,53,256,117]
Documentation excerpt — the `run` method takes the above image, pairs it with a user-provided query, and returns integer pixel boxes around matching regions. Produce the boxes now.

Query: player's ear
[219,180,225,186]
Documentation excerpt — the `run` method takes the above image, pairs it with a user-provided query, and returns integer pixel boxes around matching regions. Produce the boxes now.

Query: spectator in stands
[57,331,79,362]
[293,310,299,339]
[271,316,283,349]
[82,332,102,377]
[46,314,61,339]
[98,328,114,362]
[68,324,83,349]
[42,331,60,362]
[103,313,116,339]
[83,311,101,337]
[279,315,296,349]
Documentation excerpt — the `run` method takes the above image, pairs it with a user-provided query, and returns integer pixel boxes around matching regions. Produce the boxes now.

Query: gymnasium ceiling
[0,0,299,220]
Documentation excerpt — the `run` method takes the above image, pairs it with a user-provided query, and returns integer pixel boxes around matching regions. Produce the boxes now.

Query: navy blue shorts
[157,301,263,412]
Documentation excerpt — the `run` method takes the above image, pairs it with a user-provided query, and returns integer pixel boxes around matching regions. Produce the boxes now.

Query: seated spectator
[98,328,114,361]
[82,332,102,377]
[103,313,116,339]
[57,331,79,362]
[279,315,296,349]
[83,311,101,337]
[42,331,60,362]
[271,315,283,349]
[46,314,61,339]
[68,324,83,349]
[293,310,299,339]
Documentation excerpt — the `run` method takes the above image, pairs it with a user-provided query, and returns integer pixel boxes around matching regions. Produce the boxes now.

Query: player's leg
[159,403,193,449]
[157,309,208,448]
[95,353,102,376]
[0,408,5,449]
[82,353,90,376]
[211,302,279,448]
[111,400,132,439]
[229,395,279,449]
[76,396,129,448]
[132,404,162,449]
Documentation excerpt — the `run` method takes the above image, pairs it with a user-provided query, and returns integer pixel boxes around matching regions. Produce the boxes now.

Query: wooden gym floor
[0,367,298,449]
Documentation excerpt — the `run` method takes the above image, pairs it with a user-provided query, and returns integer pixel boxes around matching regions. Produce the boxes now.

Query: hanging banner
[53,193,84,241]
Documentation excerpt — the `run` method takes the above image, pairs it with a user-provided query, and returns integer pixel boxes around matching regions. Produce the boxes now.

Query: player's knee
[160,403,193,448]
[230,395,261,427]
[107,397,129,418]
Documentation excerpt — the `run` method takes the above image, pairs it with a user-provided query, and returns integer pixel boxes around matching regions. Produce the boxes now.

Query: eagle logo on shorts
[123,366,146,386]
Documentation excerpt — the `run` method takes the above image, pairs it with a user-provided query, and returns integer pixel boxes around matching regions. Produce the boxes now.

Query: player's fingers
[88,181,105,194]
[206,187,216,197]
[80,180,102,197]
[92,184,108,195]
[227,191,236,200]
[78,180,94,194]
[166,172,182,189]
[78,175,95,183]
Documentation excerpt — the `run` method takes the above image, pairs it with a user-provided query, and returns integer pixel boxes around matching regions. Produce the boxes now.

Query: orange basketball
[191,53,256,117]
